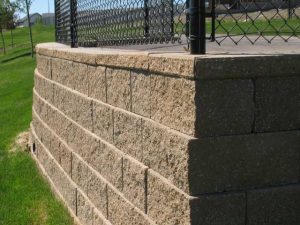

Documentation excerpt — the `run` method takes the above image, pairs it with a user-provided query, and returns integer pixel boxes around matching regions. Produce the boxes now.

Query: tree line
[0,0,34,57]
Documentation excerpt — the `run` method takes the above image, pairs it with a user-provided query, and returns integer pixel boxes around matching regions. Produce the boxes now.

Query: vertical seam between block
[106,184,109,219]
[130,70,133,112]
[145,168,148,214]
[105,67,108,103]
[121,156,124,192]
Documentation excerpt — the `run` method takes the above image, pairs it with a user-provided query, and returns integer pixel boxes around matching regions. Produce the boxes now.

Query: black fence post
[189,0,206,54]
[144,0,150,37]
[70,0,77,48]
[211,0,216,42]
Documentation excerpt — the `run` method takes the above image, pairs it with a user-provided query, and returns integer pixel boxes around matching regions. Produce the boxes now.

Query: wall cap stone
[36,43,300,79]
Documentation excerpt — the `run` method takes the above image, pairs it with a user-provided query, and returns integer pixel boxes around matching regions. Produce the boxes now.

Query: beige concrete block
[77,191,94,225]
[107,187,154,225]
[53,84,67,113]
[89,141,123,190]
[131,71,151,117]
[106,68,131,111]
[93,101,114,143]
[33,92,48,122]
[114,110,142,161]
[123,156,147,212]
[72,93,93,131]
[142,119,192,193]
[51,58,61,84]
[72,153,91,193]
[149,54,194,77]
[37,55,51,79]
[73,62,89,95]
[54,59,74,88]
[87,171,108,218]
[88,66,106,102]
[147,170,191,225]
[59,142,72,176]
[94,210,112,225]
[150,75,196,136]
[34,74,53,104]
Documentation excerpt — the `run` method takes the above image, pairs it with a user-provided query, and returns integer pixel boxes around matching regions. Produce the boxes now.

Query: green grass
[0,25,73,225]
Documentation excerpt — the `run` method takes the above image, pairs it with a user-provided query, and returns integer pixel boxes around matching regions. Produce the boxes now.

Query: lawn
[0,25,73,225]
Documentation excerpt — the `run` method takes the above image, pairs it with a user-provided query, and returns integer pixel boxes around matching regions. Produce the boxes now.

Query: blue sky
[18,0,54,18]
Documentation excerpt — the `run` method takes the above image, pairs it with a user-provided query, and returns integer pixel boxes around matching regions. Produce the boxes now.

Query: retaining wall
[30,43,300,225]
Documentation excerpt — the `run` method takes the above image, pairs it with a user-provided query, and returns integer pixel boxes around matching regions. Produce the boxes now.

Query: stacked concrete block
[31,43,300,225]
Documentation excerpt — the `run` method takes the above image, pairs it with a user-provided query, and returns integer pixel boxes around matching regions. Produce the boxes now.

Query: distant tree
[0,0,7,54]
[16,0,34,57]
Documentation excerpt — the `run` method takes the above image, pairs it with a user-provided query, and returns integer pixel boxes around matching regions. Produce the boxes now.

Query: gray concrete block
[191,193,246,225]
[255,77,300,132]
[247,185,300,225]
[189,131,300,195]
[72,153,91,194]
[195,79,254,137]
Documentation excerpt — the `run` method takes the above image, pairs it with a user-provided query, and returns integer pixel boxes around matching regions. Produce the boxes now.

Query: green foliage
[0,25,73,225]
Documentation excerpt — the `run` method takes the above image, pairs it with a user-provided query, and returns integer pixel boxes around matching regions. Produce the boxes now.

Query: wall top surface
[37,43,300,79]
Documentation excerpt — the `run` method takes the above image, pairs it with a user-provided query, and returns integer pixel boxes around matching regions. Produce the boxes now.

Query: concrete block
[72,93,93,131]
[131,71,151,117]
[147,170,191,225]
[189,131,300,194]
[114,110,142,161]
[195,79,254,137]
[34,74,53,104]
[94,210,112,225]
[72,153,91,194]
[93,101,114,143]
[106,68,131,111]
[37,55,51,79]
[33,92,48,122]
[77,191,94,225]
[142,119,192,193]
[107,186,153,225]
[59,142,72,176]
[73,62,89,95]
[53,59,74,89]
[89,141,123,190]
[123,156,147,212]
[255,77,300,132]
[191,193,246,225]
[87,171,108,218]
[150,75,196,136]
[247,185,300,225]
[88,66,106,102]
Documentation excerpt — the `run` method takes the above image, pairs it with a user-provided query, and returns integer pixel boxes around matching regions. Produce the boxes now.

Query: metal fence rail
[55,0,300,54]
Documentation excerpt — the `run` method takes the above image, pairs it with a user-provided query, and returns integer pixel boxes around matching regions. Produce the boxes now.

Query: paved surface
[106,36,300,55]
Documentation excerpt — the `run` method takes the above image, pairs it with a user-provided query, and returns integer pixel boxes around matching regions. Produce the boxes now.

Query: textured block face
[106,68,131,111]
[73,62,89,95]
[189,131,300,195]
[107,187,153,225]
[150,75,196,136]
[88,66,106,102]
[142,119,191,193]
[131,71,151,117]
[59,142,72,176]
[247,185,300,225]
[114,110,142,161]
[191,193,246,225]
[147,171,191,225]
[37,55,51,79]
[195,79,254,137]
[89,141,123,190]
[255,77,300,132]
[94,211,111,225]
[123,156,147,212]
[56,59,74,88]
[93,101,114,143]
[77,191,94,225]
[72,154,91,194]
[72,93,93,131]
[87,172,107,218]
[35,74,53,104]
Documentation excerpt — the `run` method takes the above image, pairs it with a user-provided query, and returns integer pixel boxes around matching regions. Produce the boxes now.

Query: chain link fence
[55,0,300,54]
